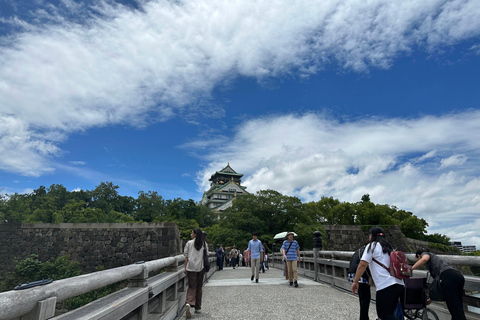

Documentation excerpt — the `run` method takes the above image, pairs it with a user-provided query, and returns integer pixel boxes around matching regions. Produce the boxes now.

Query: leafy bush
[0,255,126,312]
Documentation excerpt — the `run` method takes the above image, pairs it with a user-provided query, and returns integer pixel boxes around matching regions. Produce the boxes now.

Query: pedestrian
[225,247,230,267]
[248,232,264,283]
[243,248,250,267]
[216,244,224,271]
[239,251,244,267]
[184,228,207,318]
[281,232,301,287]
[230,246,239,269]
[351,226,404,320]
[348,244,371,320]
[412,249,466,320]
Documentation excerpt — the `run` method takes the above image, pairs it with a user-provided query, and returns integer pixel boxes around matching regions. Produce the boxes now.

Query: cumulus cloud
[1,0,480,175]
[193,110,480,247]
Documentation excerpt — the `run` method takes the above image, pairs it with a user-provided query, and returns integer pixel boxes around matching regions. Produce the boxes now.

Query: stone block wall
[0,223,181,278]
[323,225,412,252]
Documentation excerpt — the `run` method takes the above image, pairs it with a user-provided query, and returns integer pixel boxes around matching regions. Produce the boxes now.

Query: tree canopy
[1,184,445,247]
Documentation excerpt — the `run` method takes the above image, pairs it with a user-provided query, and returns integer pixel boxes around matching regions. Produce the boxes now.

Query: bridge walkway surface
[190,266,377,319]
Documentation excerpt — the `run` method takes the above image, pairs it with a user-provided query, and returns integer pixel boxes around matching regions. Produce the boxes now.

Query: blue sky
[1,0,480,247]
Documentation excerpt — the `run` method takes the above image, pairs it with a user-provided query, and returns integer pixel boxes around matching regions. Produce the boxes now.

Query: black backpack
[348,246,369,280]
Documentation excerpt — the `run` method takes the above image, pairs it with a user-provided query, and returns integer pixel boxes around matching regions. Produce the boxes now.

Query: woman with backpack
[351,226,404,320]
[184,228,208,318]
[348,244,371,320]
[412,249,466,320]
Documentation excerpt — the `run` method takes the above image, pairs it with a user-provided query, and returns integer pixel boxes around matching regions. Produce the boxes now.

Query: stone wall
[0,223,181,278]
[323,225,412,252]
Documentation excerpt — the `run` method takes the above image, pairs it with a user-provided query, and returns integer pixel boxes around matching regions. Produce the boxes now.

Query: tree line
[1,182,450,249]
[0,182,217,239]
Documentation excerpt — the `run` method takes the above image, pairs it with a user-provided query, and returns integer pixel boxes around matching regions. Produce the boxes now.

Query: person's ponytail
[193,228,203,251]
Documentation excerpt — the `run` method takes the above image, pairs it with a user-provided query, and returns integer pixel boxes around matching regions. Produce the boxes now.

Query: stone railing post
[313,231,322,281]
[129,262,148,288]
[22,296,57,320]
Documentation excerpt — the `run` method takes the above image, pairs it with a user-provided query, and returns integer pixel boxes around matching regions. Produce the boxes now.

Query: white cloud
[0,115,58,176]
[69,161,86,166]
[1,0,480,176]
[193,110,480,247]
[439,154,467,169]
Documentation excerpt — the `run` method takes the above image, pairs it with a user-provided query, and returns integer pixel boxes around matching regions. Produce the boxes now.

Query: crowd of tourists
[183,226,468,319]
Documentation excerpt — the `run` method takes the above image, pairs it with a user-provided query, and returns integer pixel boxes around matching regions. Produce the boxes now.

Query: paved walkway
[185,266,378,319]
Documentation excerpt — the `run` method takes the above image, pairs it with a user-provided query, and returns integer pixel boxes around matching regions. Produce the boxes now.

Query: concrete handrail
[0,254,185,320]
[282,250,480,266]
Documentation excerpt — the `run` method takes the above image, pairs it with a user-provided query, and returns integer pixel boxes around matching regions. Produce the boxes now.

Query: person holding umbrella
[281,231,301,287]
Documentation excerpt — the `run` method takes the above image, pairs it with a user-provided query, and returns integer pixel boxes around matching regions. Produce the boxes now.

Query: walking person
[348,244,371,320]
[243,248,250,267]
[230,246,239,269]
[184,228,207,318]
[281,232,301,287]
[412,249,466,320]
[248,232,264,283]
[216,244,224,271]
[351,226,404,320]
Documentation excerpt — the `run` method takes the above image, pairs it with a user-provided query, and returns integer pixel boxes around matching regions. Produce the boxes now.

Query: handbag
[429,274,444,301]
[203,243,211,272]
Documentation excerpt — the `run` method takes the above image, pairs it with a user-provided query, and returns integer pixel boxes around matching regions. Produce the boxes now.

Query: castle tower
[200,163,249,211]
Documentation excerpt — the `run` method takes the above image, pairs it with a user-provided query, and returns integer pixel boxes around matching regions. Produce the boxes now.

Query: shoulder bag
[203,243,211,272]
[428,272,444,301]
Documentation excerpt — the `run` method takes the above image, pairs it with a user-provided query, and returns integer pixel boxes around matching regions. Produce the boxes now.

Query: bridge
[1,250,480,320]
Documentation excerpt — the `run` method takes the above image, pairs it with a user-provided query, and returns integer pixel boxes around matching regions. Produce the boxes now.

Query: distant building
[200,163,249,212]
[449,241,477,253]
[462,245,477,253]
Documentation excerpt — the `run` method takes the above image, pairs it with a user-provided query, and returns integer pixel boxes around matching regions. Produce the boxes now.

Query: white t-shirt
[361,242,404,291]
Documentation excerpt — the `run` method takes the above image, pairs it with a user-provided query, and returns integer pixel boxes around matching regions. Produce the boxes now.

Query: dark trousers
[376,284,404,320]
[186,269,205,309]
[232,257,237,268]
[441,269,466,320]
[217,257,224,270]
[358,283,371,320]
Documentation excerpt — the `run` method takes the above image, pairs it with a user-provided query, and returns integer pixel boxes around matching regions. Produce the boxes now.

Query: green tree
[211,190,324,250]
[91,182,121,214]
[424,233,450,245]
[135,191,165,222]
[304,196,341,224]
[4,193,32,222]
[25,196,56,223]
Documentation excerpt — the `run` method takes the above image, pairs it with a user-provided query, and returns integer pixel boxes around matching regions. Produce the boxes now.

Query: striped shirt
[281,240,300,261]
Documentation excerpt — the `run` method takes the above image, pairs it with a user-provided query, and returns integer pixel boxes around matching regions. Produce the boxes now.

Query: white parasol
[273,231,297,240]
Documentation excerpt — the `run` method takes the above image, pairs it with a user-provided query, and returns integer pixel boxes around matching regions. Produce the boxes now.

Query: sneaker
[195,309,201,314]
[290,282,293,286]
[185,304,192,318]
[294,281,298,287]
[251,275,254,281]
[256,279,259,283]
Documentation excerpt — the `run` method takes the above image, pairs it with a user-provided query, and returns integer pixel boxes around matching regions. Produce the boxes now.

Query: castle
[200,163,249,211]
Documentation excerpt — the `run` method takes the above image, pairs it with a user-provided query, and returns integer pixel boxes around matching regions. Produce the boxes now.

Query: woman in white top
[351,226,404,320]
[184,228,207,318]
